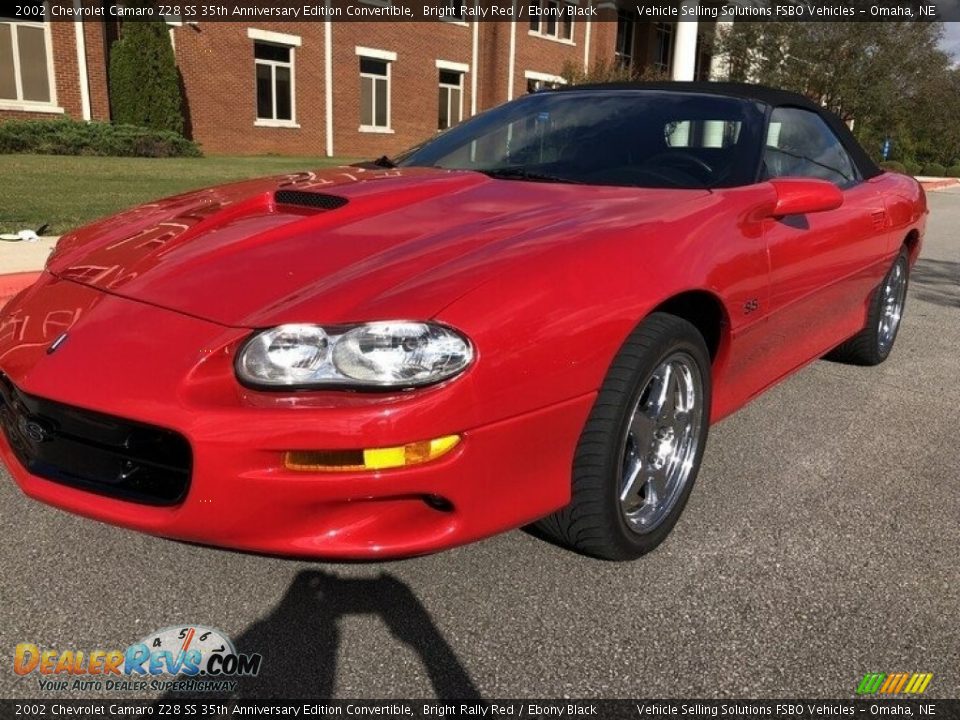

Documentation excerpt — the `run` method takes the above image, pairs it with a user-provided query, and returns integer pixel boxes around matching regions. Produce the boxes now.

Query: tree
[715,21,958,166]
[560,58,669,85]
[109,20,184,135]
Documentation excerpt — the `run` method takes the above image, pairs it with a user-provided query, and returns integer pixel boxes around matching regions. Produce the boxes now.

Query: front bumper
[0,275,594,558]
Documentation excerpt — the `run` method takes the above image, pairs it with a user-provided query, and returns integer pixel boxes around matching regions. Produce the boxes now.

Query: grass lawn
[0,154,356,235]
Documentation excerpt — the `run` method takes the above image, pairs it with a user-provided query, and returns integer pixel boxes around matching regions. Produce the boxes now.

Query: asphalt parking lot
[1,191,958,702]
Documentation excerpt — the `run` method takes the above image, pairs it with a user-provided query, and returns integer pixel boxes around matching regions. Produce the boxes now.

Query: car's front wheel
[536,313,712,560]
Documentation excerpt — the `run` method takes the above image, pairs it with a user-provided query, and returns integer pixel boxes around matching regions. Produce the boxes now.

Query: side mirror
[768,178,843,217]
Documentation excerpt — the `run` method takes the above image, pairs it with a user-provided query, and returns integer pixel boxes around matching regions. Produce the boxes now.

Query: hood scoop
[275,189,348,211]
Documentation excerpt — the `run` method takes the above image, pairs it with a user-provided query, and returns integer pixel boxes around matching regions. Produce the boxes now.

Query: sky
[940,22,960,62]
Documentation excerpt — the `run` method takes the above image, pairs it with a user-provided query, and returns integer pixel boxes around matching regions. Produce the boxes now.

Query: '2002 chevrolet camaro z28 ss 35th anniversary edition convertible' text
[0,83,925,560]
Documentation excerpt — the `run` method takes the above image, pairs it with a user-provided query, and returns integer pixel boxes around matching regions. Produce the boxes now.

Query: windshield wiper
[480,168,582,184]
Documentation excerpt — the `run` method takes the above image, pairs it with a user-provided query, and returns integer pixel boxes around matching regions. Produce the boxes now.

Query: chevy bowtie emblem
[47,333,68,355]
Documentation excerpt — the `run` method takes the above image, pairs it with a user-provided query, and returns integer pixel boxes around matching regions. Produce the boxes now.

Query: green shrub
[0,119,201,157]
[109,19,184,134]
[903,160,923,176]
[879,161,907,173]
[946,165,960,177]
[922,162,946,177]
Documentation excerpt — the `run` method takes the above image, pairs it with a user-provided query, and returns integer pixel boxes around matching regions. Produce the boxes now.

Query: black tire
[828,249,910,366]
[536,312,712,561]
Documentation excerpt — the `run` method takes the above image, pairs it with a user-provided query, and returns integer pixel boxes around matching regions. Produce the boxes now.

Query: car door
[760,107,890,378]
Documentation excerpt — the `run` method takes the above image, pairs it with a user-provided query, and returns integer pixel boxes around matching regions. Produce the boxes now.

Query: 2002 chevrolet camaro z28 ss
[0,83,925,560]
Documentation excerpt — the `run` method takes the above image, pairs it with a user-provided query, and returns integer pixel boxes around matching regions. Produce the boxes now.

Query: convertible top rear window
[397,90,767,189]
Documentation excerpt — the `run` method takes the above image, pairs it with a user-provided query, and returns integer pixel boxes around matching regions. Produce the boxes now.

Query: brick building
[1,3,726,157]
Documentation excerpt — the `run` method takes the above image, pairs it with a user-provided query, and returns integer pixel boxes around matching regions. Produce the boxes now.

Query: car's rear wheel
[536,313,712,560]
[829,248,909,366]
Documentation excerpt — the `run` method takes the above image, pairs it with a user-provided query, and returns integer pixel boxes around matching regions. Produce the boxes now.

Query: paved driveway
[1,192,958,700]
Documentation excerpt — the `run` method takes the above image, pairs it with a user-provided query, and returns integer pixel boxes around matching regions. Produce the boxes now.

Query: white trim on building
[436,59,470,73]
[524,70,568,85]
[470,13,479,116]
[324,10,334,156]
[73,0,91,121]
[354,46,397,62]
[246,28,302,47]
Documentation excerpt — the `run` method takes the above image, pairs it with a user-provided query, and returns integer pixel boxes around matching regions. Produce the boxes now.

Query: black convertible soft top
[559,81,882,181]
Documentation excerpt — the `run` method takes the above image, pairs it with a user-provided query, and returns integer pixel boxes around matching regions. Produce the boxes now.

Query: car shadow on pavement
[909,258,960,309]
[160,570,484,700]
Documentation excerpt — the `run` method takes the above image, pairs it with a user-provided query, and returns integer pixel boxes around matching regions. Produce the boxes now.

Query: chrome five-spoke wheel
[619,352,703,533]
[878,257,907,355]
[536,312,712,560]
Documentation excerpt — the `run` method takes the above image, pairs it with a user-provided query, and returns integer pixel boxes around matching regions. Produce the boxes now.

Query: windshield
[397,90,767,189]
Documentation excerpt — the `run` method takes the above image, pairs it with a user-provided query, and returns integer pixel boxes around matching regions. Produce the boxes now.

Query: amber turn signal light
[283,435,461,472]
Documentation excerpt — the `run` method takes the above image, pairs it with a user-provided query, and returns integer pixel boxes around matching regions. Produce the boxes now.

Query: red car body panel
[0,164,926,558]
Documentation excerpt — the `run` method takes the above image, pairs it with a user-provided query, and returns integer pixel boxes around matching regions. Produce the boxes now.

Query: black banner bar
[8,0,959,23]
[1,699,958,720]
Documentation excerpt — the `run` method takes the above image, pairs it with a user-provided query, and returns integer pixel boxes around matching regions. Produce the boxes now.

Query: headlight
[236,321,474,389]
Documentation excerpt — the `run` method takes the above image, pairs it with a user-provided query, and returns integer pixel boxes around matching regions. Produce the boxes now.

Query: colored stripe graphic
[880,674,899,693]
[858,672,932,695]
[857,673,886,694]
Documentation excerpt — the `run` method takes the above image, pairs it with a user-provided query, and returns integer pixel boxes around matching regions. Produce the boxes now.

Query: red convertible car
[0,83,925,560]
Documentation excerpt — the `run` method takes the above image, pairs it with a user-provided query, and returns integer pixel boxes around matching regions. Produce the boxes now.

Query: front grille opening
[0,374,191,505]
[274,190,348,211]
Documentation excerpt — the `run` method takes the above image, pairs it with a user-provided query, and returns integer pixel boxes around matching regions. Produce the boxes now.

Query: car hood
[46,166,710,327]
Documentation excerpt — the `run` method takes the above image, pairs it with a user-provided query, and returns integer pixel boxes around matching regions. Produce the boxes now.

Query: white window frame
[524,70,567,93]
[437,60,468,131]
[356,46,396,133]
[440,0,469,25]
[528,0,576,45]
[0,16,62,113]
[248,28,300,128]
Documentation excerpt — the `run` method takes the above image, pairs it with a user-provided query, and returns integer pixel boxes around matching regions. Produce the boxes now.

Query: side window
[763,108,860,188]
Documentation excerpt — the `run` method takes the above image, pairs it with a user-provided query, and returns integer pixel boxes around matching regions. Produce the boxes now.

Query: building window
[254,41,295,124]
[526,78,561,94]
[438,69,463,130]
[615,10,636,70]
[525,72,565,94]
[442,0,464,21]
[653,22,673,74]
[529,0,573,42]
[359,57,391,130]
[0,13,56,109]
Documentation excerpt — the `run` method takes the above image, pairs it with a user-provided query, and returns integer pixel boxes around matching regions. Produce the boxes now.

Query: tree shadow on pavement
[160,570,483,700]
[909,257,960,309]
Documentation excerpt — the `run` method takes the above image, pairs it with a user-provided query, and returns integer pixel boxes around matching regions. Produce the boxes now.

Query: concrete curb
[0,271,41,307]
[918,178,960,192]
[0,236,56,307]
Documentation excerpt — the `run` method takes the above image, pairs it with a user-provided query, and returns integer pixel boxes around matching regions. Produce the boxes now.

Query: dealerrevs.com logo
[13,625,262,693]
